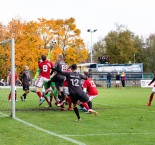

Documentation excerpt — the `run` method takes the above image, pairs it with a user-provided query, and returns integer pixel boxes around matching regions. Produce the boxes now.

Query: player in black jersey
[52,64,98,120]
[50,54,67,110]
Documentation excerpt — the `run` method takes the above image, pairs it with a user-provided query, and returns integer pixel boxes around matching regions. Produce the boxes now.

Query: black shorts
[51,75,65,90]
[70,91,89,104]
[23,84,29,91]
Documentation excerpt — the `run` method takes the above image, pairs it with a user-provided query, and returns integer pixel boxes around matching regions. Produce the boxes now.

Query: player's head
[57,54,63,61]
[83,71,89,78]
[71,64,77,71]
[24,66,29,71]
[41,55,47,61]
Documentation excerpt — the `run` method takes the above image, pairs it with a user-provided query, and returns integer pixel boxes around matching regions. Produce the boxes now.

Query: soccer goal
[0,38,15,118]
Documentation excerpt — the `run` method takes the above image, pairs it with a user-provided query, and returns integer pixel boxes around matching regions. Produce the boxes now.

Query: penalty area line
[14,117,86,145]
[64,132,155,137]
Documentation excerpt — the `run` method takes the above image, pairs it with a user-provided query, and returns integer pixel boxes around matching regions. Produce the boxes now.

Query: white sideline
[0,112,85,145]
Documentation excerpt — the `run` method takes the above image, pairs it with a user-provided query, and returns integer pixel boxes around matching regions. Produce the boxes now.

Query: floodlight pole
[87,29,97,63]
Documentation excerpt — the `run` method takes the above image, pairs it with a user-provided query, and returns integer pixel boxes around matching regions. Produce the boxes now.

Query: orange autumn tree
[0,17,88,78]
[5,19,49,76]
[38,17,88,64]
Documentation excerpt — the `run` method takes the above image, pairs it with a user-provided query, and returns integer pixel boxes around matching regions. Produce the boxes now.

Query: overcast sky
[0,0,155,47]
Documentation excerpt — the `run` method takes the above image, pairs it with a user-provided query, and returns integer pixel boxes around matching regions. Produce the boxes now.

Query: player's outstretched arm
[33,68,40,80]
[52,68,69,76]
[149,77,155,85]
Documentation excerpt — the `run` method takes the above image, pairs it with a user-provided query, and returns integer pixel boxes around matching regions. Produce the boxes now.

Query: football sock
[149,93,154,103]
[15,93,17,100]
[79,104,84,108]
[82,102,89,110]
[87,101,92,109]
[74,107,80,120]
[61,91,65,101]
[8,93,11,101]
[22,93,27,99]
[36,91,42,98]
[53,88,59,102]
[68,96,72,108]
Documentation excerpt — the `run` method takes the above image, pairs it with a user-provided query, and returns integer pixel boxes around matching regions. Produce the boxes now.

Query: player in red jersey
[83,71,98,110]
[7,70,22,102]
[35,55,54,101]
[62,66,73,110]
[146,77,155,106]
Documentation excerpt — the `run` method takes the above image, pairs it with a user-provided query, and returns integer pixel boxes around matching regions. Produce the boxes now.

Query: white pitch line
[64,132,155,137]
[0,112,85,145]
[0,112,9,117]
[14,117,86,145]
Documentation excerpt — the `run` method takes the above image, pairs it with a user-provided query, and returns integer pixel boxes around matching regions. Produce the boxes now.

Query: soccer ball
[51,39,57,45]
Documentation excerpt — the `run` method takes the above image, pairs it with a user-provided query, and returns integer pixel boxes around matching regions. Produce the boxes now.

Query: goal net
[0,38,15,118]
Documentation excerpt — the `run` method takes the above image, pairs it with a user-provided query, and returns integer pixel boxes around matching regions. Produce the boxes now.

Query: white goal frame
[0,38,15,118]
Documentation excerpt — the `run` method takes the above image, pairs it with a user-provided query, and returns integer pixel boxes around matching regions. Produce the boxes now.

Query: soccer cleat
[39,98,45,106]
[24,99,27,102]
[15,100,19,102]
[76,118,81,122]
[57,100,65,107]
[146,102,151,106]
[68,108,73,111]
[20,96,23,101]
[88,109,98,115]
[61,107,66,111]
[30,89,36,93]
[45,104,52,108]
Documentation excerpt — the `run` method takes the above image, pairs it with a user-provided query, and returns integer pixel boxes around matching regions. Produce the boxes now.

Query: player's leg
[87,96,97,109]
[51,82,60,103]
[79,92,98,115]
[35,76,44,100]
[146,92,155,106]
[20,85,29,101]
[70,94,81,120]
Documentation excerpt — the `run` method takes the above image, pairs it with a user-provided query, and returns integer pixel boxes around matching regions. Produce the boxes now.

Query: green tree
[105,29,137,63]
[145,34,155,72]
[93,39,106,63]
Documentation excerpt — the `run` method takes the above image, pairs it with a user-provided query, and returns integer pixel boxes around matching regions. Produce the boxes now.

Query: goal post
[0,38,15,118]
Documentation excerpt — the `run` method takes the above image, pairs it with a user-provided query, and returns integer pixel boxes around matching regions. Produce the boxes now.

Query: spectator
[107,72,111,88]
[115,72,120,87]
[121,72,126,88]
[0,79,6,86]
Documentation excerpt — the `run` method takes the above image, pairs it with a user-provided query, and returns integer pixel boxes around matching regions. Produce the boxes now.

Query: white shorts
[35,76,50,88]
[152,87,155,92]
[116,80,120,84]
[63,86,69,95]
[89,95,97,101]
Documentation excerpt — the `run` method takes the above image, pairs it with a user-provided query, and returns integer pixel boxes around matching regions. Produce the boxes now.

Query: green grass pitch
[0,87,155,145]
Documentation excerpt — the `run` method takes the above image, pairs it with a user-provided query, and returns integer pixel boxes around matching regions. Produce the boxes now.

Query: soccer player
[7,69,22,102]
[83,71,98,110]
[20,66,31,101]
[35,55,54,102]
[63,66,73,110]
[146,77,155,106]
[50,54,67,110]
[52,64,98,121]
[33,52,59,107]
